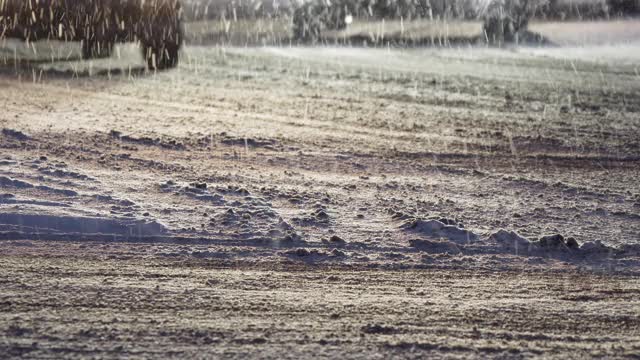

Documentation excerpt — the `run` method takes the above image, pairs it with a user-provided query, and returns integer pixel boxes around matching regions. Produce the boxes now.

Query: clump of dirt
[409,239,462,255]
[390,210,413,221]
[292,248,311,257]
[537,234,580,250]
[160,180,226,205]
[323,235,346,247]
[110,130,185,150]
[488,229,623,259]
[2,128,30,141]
[489,229,533,252]
[283,246,347,261]
[331,248,346,257]
[401,219,478,243]
[293,207,331,226]
[0,176,33,189]
[580,240,617,255]
[437,218,465,227]
[0,176,78,196]
[216,185,250,196]
[37,166,94,181]
[361,324,396,335]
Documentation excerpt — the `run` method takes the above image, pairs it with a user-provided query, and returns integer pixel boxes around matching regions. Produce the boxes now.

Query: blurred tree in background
[608,0,640,16]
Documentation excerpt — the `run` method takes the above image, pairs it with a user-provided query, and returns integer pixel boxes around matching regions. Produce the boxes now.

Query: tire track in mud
[3,66,638,162]
[3,81,411,150]
[5,125,640,249]
[1,46,639,271]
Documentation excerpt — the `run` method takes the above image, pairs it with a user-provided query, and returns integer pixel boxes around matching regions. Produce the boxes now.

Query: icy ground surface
[2,41,639,269]
[0,29,639,357]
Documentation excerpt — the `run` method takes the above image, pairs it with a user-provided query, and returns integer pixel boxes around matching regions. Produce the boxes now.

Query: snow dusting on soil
[1,25,639,357]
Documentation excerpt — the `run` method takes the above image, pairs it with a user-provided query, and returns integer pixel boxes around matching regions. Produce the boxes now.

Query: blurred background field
[183,16,640,46]
[180,0,640,46]
[184,17,292,46]
[529,19,640,44]
[184,17,484,45]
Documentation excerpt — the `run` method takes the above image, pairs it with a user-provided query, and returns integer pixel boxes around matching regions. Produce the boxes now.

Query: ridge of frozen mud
[487,229,631,259]
[401,218,478,243]
[0,213,167,237]
[2,128,638,271]
[0,175,79,196]
[395,213,639,267]
[1,128,30,141]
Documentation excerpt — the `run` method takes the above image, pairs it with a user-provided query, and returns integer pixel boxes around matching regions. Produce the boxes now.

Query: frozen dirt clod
[438,218,463,227]
[487,229,630,259]
[579,240,616,255]
[292,207,331,227]
[538,234,571,250]
[0,175,79,197]
[325,235,346,247]
[390,210,412,221]
[37,166,94,181]
[361,324,396,335]
[566,237,580,249]
[489,229,532,252]
[1,128,30,141]
[401,219,478,243]
[409,239,462,254]
[0,176,34,189]
[331,248,346,257]
[187,193,225,205]
[292,248,311,257]
[532,234,592,253]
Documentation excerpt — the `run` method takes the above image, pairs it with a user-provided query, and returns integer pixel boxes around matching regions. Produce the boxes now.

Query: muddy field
[1,21,640,358]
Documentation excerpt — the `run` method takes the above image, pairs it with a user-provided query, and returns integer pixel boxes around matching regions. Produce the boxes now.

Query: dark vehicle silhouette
[0,0,183,69]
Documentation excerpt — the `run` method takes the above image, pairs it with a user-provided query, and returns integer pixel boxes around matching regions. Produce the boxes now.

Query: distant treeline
[537,0,640,20]
[607,0,640,16]
[181,0,293,20]
[181,0,640,21]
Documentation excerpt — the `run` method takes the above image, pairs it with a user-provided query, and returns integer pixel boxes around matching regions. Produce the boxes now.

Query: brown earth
[0,30,639,358]
[1,246,639,359]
